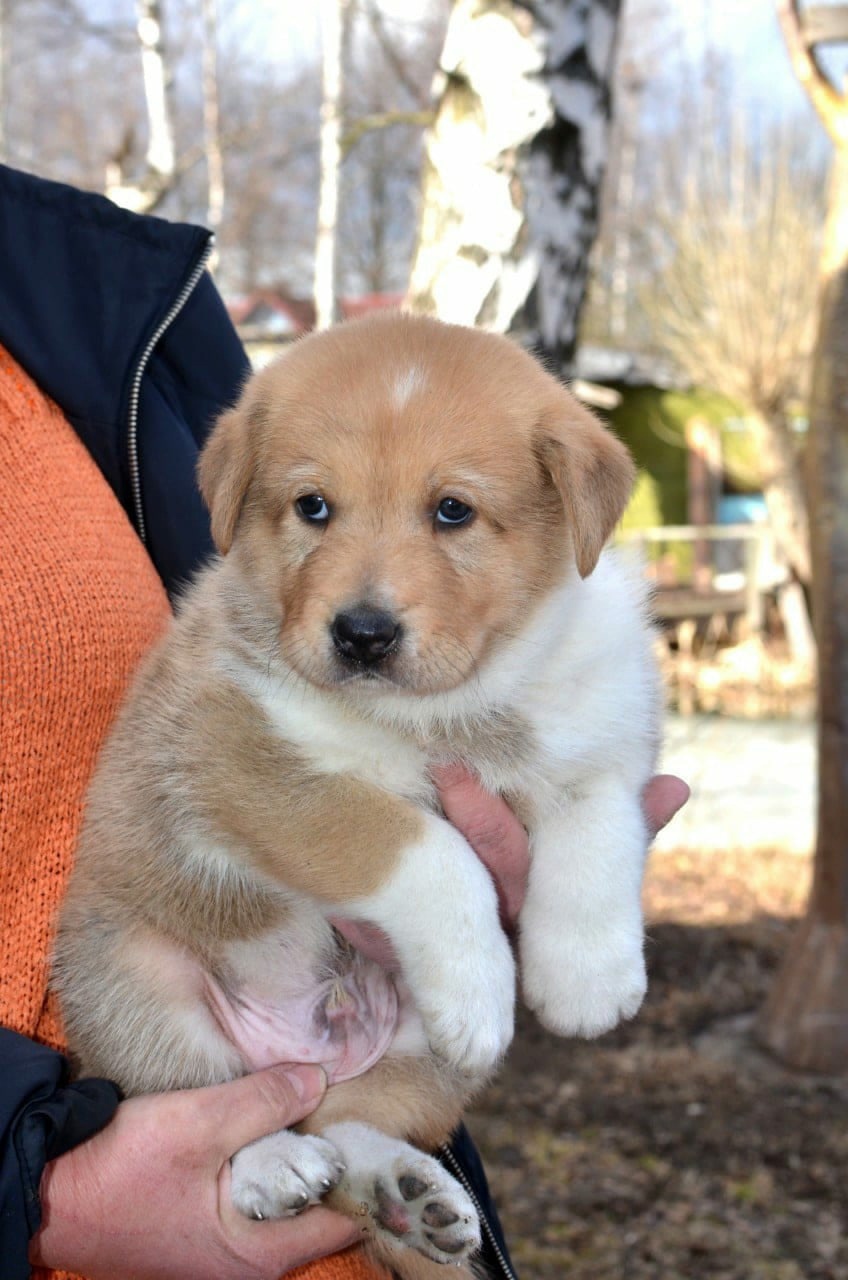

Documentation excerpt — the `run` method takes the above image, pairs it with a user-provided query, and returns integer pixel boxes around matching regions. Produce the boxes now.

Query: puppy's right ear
[197,399,263,554]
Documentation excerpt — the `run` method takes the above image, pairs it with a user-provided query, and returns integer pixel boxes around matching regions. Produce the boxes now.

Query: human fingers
[433,763,530,928]
[199,1064,328,1153]
[211,1069,361,1268]
[219,1187,360,1270]
[643,774,689,838]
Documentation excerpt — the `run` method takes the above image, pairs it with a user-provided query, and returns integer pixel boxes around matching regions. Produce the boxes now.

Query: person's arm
[28,1063,359,1280]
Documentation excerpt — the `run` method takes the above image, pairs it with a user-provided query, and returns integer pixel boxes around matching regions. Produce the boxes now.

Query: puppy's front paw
[230,1129,345,1220]
[421,934,516,1076]
[521,925,647,1039]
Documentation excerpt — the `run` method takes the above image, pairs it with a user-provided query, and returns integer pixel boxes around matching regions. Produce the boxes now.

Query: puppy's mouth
[281,603,407,691]
[281,605,482,696]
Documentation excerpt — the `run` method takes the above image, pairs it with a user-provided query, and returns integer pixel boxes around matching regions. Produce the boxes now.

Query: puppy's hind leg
[325,1121,481,1270]
[299,1055,485,1276]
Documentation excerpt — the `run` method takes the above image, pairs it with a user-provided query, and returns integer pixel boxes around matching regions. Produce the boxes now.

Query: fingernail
[283,1064,327,1103]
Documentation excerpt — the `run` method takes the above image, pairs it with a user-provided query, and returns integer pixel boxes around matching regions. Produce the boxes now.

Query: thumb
[200,1064,328,1154]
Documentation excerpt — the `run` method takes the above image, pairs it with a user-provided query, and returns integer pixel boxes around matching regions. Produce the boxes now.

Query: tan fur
[197,313,623,697]
[55,312,640,1278]
[301,1056,467,1151]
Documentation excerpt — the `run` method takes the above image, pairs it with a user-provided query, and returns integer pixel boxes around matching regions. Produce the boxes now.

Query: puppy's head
[199,313,634,695]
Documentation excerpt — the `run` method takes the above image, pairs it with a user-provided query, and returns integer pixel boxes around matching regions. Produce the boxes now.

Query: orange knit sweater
[0,348,385,1280]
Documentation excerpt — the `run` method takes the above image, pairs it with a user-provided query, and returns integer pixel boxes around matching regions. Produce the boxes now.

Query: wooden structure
[621,523,770,634]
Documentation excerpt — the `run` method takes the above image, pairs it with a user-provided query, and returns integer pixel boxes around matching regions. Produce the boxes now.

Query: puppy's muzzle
[331,606,402,668]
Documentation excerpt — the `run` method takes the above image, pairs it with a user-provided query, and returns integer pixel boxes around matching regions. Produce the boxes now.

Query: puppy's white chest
[242,670,432,804]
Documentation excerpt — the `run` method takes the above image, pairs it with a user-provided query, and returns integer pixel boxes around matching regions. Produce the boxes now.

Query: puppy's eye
[295,494,330,523]
[435,497,474,527]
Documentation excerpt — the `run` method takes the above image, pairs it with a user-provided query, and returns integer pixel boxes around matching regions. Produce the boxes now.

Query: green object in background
[601,384,756,579]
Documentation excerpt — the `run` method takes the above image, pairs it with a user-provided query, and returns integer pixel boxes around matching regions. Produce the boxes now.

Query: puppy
[54,312,661,1278]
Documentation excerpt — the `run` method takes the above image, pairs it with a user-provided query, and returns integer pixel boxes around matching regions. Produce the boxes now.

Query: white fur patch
[230,1129,345,1219]
[341,813,516,1076]
[231,658,433,805]
[392,364,426,409]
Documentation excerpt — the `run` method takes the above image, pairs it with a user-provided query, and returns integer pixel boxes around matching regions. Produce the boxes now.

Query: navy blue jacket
[0,164,515,1279]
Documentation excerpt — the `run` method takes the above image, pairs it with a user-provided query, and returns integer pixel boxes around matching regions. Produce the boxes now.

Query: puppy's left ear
[536,391,636,578]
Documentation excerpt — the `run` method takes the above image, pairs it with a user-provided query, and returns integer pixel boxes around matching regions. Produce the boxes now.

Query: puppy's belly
[203,959,401,1083]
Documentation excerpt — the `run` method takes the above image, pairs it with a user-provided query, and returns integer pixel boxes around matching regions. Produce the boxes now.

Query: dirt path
[467,846,848,1279]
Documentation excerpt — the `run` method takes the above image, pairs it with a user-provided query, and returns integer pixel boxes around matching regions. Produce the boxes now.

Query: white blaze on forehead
[392,365,426,409]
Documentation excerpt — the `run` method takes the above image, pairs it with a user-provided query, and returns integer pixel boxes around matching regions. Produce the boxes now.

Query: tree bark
[0,0,7,165]
[105,0,177,214]
[748,410,811,587]
[314,0,352,331]
[757,143,848,1074]
[201,0,225,244]
[408,0,621,371]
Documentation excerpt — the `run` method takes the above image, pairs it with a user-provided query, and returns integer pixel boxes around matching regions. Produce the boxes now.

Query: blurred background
[3,1,846,1275]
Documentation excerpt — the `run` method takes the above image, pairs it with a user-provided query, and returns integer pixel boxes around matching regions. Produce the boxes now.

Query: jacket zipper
[126,235,215,544]
[439,1141,518,1280]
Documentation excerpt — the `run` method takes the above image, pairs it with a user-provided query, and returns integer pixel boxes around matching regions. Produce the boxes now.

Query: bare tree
[644,105,823,589]
[314,0,353,330]
[757,0,848,1075]
[105,0,177,213]
[335,2,445,297]
[408,0,623,370]
[0,1,441,305]
[201,0,224,241]
[0,0,7,164]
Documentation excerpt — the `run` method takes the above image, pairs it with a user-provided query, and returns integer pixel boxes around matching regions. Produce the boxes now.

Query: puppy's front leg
[188,685,514,1073]
[520,777,649,1039]
[339,813,515,1076]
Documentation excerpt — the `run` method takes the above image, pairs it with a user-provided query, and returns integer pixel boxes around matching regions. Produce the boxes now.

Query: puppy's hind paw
[230,1129,345,1220]
[325,1122,481,1264]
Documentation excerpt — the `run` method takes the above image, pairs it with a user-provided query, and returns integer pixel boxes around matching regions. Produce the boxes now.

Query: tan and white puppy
[54,313,661,1279]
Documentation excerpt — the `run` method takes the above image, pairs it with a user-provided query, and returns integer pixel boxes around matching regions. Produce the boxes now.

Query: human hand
[30,1063,359,1280]
[435,767,689,927]
[334,769,689,959]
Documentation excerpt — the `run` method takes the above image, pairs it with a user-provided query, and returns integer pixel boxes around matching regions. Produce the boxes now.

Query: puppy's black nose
[331,607,401,665]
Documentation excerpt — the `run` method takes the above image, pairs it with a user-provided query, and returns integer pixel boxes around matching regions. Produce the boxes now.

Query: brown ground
[467,846,848,1280]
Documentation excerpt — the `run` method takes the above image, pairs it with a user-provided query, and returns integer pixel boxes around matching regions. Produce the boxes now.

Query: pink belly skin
[203,955,400,1084]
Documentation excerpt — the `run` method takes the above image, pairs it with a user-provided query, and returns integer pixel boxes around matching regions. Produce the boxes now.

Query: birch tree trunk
[0,0,7,165]
[105,0,177,214]
[201,0,225,245]
[314,0,352,331]
[757,0,848,1074]
[408,0,622,370]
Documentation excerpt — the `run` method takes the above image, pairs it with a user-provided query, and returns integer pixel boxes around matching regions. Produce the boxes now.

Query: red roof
[227,289,403,335]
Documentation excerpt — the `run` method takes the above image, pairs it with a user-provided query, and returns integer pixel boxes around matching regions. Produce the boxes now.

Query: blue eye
[295,494,330,523]
[436,497,474,526]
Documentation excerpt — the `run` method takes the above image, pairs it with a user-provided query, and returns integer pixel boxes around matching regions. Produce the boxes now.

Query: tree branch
[361,0,433,107]
[776,0,848,144]
[341,108,434,156]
